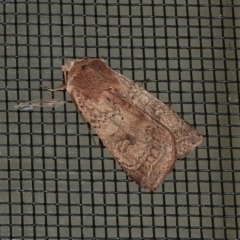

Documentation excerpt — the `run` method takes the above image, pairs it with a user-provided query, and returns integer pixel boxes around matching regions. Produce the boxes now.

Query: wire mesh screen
[0,1,239,239]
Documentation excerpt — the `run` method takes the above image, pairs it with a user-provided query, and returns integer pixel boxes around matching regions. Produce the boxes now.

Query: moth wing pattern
[59,58,202,191]
[112,72,203,158]
[70,88,177,191]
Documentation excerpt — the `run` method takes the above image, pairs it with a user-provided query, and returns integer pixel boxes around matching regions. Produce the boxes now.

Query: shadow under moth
[40,58,203,191]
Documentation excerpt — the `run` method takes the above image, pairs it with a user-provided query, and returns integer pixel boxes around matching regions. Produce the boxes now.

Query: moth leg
[86,120,97,146]
[78,111,97,146]
[86,122,98,146]
[98,139,105,148]
[39,84,66,92]
[71,97,89,126]
[138,78,150,89]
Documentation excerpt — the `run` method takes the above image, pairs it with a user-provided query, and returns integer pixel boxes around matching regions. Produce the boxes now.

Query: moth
[40,58,203,191]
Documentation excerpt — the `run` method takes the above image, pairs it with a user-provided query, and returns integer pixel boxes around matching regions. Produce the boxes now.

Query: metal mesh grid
[0,1,239,239]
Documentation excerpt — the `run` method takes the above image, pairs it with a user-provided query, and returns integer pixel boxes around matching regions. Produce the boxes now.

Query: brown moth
[40,58,203,191]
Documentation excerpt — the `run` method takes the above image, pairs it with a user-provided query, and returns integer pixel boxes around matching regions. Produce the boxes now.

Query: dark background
[0,1,239,239]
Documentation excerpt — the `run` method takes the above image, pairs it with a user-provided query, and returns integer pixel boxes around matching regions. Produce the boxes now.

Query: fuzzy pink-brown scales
[42,58,203,191]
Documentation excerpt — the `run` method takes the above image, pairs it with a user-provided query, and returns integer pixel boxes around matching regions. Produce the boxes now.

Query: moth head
[61,59,80,73]
[99,58,106,63]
